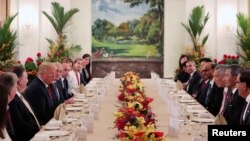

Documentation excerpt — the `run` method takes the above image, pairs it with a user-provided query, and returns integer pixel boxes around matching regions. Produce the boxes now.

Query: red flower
[134,131,145,136]
[154,132,164,137]
[223,54,227,59]
[37,52,41,57]
[17,60,21,64]
[37,61,42,66]
[219,60,225,64]
[118,132,126,138]
[237,55,240,59]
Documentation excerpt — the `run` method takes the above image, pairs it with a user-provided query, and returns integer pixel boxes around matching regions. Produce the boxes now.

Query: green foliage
[43,2,79,36]
[0,13,18,61]
[236,13,250,61]
[147,21,160,44]
[124,0,164,55]
[92,37,158,58]
[43,2,81,62]
[0,13,18,70]
[92,19,117,40]
[181,5,210,62]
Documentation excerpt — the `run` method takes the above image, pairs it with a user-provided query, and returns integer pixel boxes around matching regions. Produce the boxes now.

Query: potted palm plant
[43,2,81,62]
[0,13,18,70]
[181,5,210,64]
[236,13,250,68]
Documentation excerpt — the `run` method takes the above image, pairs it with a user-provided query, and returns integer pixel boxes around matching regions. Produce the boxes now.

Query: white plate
[86,93,94,97]
[75,94,86,99]
[179,99,196,103]
[187,109,207,114]
[70,103,82,107]
[192,117,214,123]
[66,107,82,111]
[75,98,85,102]
[46,131,70,137]
[66,118,77,123]
[44,126,60,130]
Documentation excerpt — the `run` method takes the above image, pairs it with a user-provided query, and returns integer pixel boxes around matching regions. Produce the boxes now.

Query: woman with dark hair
[0,83,12,140]
[174,54,190,83]
[82,53,92,84]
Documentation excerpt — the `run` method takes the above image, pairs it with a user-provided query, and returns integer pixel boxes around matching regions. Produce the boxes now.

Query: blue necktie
[205,83,212,105]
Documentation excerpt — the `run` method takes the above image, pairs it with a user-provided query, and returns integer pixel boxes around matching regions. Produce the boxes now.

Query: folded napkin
[46,119,63,127]
[214,114,227,125]
[32,133,49,141]
[198,113,211,118]
[54,103,67,120]
[176,80,183,90]
[79,84,87,94]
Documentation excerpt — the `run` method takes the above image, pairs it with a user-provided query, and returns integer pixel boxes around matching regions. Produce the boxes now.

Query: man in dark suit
[236,69,250,125]
[9,66,40,140]
[196,62,214,106]
[25,62,56,125]
[184,60,201,95]
[222,65,244,124]
[53,62,74,106]
[198,62,224,116]
[61,62,74,99]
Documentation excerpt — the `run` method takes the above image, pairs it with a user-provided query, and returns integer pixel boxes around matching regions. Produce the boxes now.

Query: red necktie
[47,86,53,99]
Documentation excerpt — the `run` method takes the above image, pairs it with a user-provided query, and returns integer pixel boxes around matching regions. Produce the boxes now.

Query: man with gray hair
[213,64,227,88]
[222,64,244,124]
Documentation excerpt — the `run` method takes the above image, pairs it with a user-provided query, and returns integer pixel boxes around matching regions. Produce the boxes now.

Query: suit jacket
[223,90,245,125]
[240,102,250,125]
[49,83,64,109]
[56,79,72,100]
[67,71,80,94]
[175,70,189,83]
[187,71,201,95]
[25,77,54,125]
[196,79,209,105]
[8,95,40,141]
[204,83,224,116]
[81,68,92,84]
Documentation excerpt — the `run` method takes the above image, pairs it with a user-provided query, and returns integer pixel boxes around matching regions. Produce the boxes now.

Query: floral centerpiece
[214,54,240,65]
[114,71,166,141]
[24,52,44,83]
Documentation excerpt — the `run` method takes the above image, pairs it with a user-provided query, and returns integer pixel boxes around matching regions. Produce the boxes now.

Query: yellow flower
[114,111,124,119]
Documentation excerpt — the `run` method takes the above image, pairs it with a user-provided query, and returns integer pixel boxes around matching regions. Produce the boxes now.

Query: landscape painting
[91,0,164,78]
[92,0,164,59]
